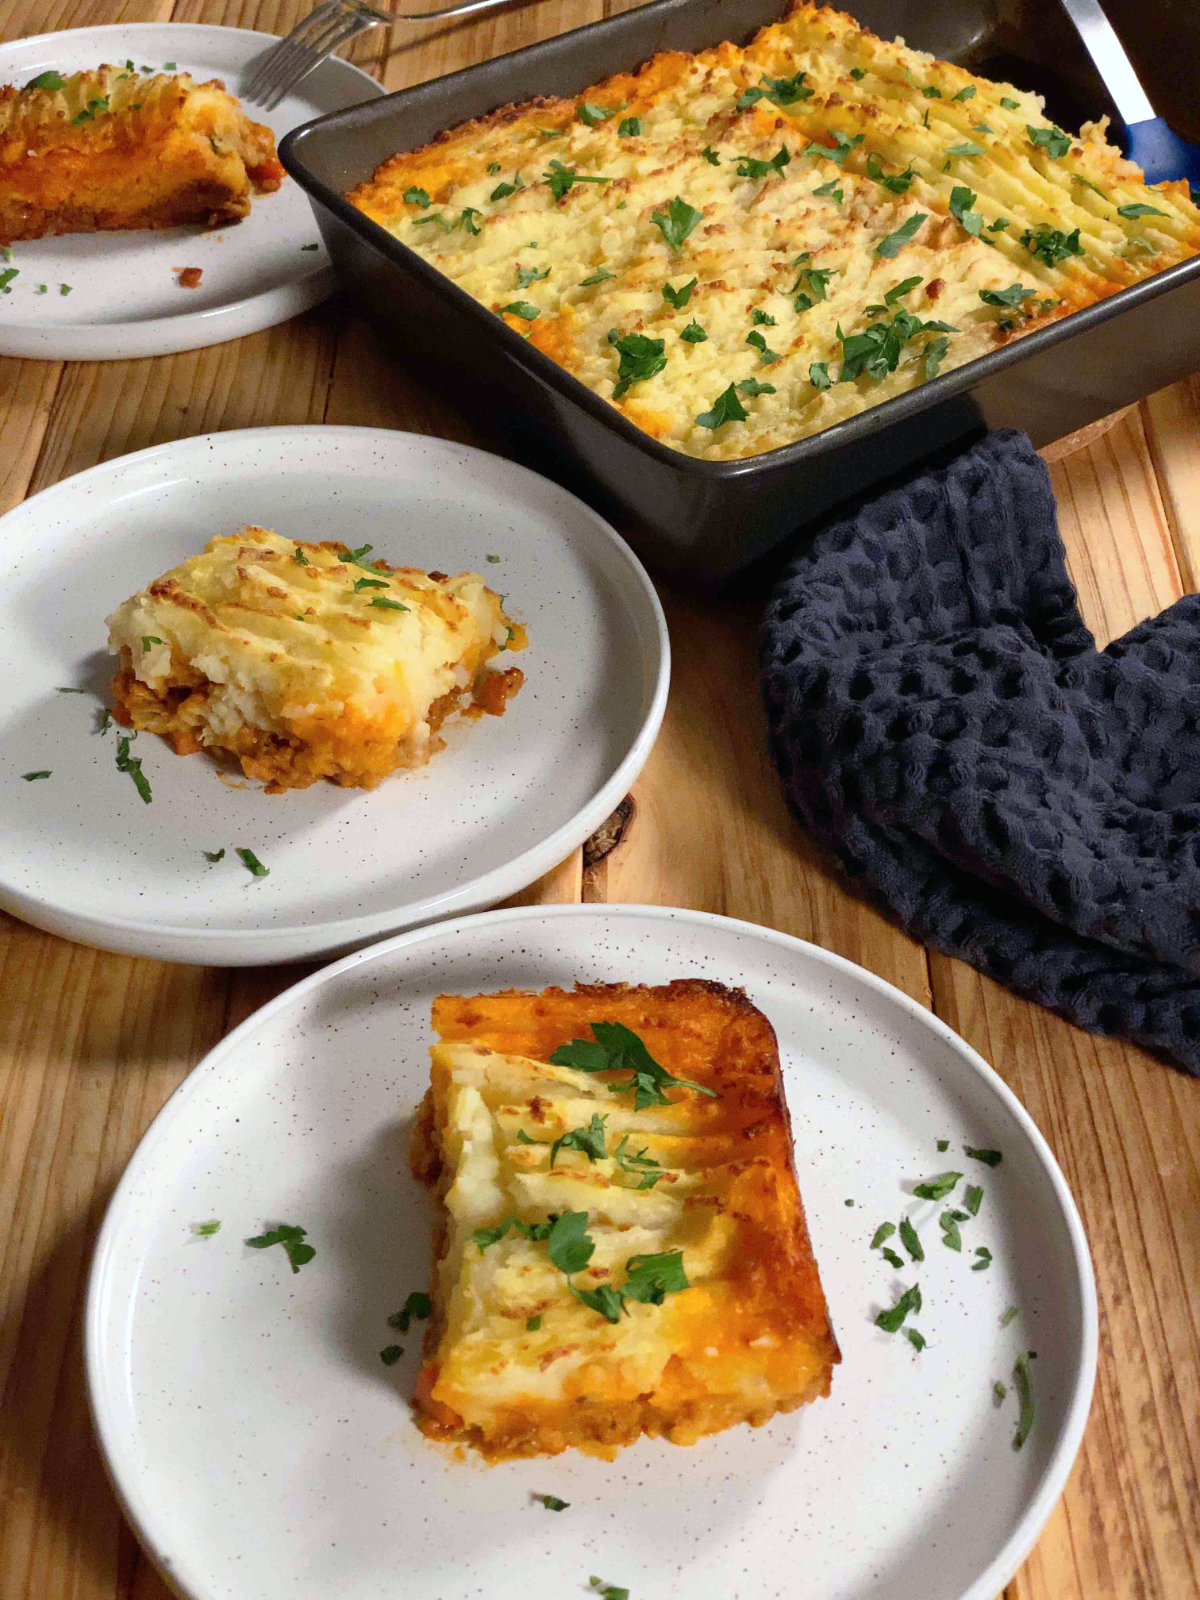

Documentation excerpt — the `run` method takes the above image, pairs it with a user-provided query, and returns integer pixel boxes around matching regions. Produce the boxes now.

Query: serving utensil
[1061,0,1200,186]
[244,0,517,109]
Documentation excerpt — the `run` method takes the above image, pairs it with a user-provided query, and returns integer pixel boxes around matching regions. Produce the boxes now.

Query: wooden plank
[1142,374,1200,595]
[0,360,62,515]
[5,0,173,39]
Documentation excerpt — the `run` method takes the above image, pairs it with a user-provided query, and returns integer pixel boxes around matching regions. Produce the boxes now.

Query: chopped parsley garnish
[388,1291,432,1331]
[380,1344,404,1365]
[949,184,984,235]
[837,307,953,382]
[580,267,615,286]
[576,101,615,126]
[809,129,863,166]
[973,121,995,133]
[300,243,319,252]
[809,362,831,389]
[737,377,776,397]
[618,116,640,137]
[904,1327,926,1351]
[535,1494,570,1511]
[115,735,151,804]
[944,140,985,159]
[952,85,976,101]
[516,262,549,288]
[611,333,667,398]
[1013,1351,1035,1448]
[1027,124,1071,158]
[490,172,525,200]
[236,847,269,877]
[876,213,927,257]
[680,320,707,343]
[920,84,942,99]
[899,1216,924,1261]
[550,1021,716,1108]
[338,542,385,573]
[292,545,309,564]
[965,1146,1003,1167]
[940,1212,963,1252]
[972,1246,993,1271]
[965,1184,983,1216]
[526,1314,542,1330]
[923,336,950,378]
[696,383,747,428]
[736,145,791,180]
[550,1111,609,1168]
[56,687,86,693]
[885,275,922,304]
[850,67,865,80]
[1021,225,1084,266]
[500,300,540,320]
[590,1578,629,1600]
[650,195,704,250]
[913,1170,961,1200]
[544,159,611,201]
[369,596,409,611]
[612,1133,663,1187]
[36,284,47,294]
[72,95,109,125]
[701,144,721,164]
[1001,1305,1019,1326]
[21,771,51,781]
[192,1220,221,1236]
[935,1137,950,1152]
[737,72,812,109]
[875,1283,921,1332]
[203,848,225,863]
[164,62,177,71]
[475,1211,593,1275]
[246,1222,314,1271]
[141,635,163,652]
[403,186,430,206]
[0,268,18,293]
[573,1249,689,1322]
[458,207,482,235]
[870,1223,896,1249]
[26,70,66,90]
[353,575,388,591]
[845,1199,855,1207]
[1000,96,1020,110]
[813,178,844,202]
[1117,202,1166,219]
[486,553,500,562]
[60,283,72,295]
[487,162,501,173]
[980,282,1035,307]
[994,1379,1008,1400]
[662,276,697,309]
[881,1247,904,1269]
[866,153,915,194]
[746,329,781,364]
[791,264,835,300]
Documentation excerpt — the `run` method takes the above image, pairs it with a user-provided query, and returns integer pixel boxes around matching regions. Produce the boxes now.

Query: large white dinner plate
[86,904,1096,1600]
[0,24,381,360]
[0,428,667,965]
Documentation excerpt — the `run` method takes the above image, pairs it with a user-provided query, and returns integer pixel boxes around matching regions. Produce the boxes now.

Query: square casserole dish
[280,0,1200,583]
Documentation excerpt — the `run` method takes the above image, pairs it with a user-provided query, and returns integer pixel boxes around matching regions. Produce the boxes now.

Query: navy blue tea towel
[761,428,1200,1075]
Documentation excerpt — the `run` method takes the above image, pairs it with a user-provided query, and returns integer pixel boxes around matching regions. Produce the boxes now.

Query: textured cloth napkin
[761,428,1200,1075]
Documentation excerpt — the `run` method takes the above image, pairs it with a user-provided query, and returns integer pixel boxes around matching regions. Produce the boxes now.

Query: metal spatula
[1061,0,1200,187]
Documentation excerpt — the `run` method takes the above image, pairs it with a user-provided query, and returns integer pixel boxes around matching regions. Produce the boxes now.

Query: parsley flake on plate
[236,847,269,877]
[388,1291,432,1332]
[881,1247,904,1269]
[650,195,703,250]
[994,1379,1008,1401]
[192,1220,221,1237]
[965,1184,984,1216]
[1000,1305,1019,1326]
[972,1246,993,1271]
[22,771,51,781]
[56,686,86,694]
[965,1146,1003,1167]
[590,1578,630,1600]
[899,1216,924,1261]
[203,848,225,863]
[875,1282,921,1332]
[380,1344,404,1365]
[550,1020,716,1108]
[115,735,151,804]
[940,1212,963,1252]
[246,1222,314,1272]
[60,283,72,295]
[904,1326,926,1351]
[870,1222,896,1249]
[0,268,18,293]
[876,213,927,257]
[300,243,320,251]
[535,1493,570,1511]
[913,1170,961,1201]
[935,1137,950,1151]
[1013,1351,1036,1448]
[1026,124,1071,158]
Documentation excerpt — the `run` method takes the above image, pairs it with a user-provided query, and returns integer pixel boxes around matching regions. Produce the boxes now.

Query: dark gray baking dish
[280,0,1200,583]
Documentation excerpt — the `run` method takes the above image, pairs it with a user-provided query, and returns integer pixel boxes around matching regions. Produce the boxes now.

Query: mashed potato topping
[348,1,1200,460]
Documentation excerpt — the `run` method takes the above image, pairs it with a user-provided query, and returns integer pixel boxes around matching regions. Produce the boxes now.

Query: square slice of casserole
[410,980,839,1461]
[106,526,525,792]
[0,66,283,244]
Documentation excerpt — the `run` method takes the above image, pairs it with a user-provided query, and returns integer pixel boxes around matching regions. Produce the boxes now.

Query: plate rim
[0,425,671,964]
[0,23,382,362]
[84,900,1099,1600]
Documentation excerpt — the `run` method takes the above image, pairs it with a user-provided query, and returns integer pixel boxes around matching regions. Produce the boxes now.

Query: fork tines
[245,0,388,109]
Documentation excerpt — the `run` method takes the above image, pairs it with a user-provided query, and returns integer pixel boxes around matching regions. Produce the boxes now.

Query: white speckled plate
[86,905,1096,1600]
[0,24,381,360]
[0,428,667,964]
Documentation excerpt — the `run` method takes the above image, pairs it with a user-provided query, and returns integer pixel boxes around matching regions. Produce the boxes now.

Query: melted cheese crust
[349,0,1200,461]
[411,980,839,1461]
[0,66,283,243]
[106,525,525,792]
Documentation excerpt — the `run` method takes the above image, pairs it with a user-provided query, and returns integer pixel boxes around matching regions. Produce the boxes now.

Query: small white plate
[0,428,668,965]
[0,24,381,360]
[86,905,1096,1600]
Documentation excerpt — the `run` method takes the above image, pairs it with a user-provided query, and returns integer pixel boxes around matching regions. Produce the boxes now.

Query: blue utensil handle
[1123,117,1200,188]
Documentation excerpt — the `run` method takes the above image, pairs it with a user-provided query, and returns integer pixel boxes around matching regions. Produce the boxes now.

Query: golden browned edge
[407,979,840,1461]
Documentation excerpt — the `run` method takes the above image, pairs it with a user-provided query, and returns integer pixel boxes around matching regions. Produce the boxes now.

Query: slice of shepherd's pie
[106,526,525,792]
[409,980,839,1461]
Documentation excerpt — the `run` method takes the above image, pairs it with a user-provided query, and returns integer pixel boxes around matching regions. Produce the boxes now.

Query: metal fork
[244,0,518,110]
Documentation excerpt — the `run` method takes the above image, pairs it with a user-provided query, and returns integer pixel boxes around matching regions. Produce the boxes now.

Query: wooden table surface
[1,3,1198,1597]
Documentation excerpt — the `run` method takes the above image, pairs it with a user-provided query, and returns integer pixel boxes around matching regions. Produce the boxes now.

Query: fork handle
[389,0,518,21]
